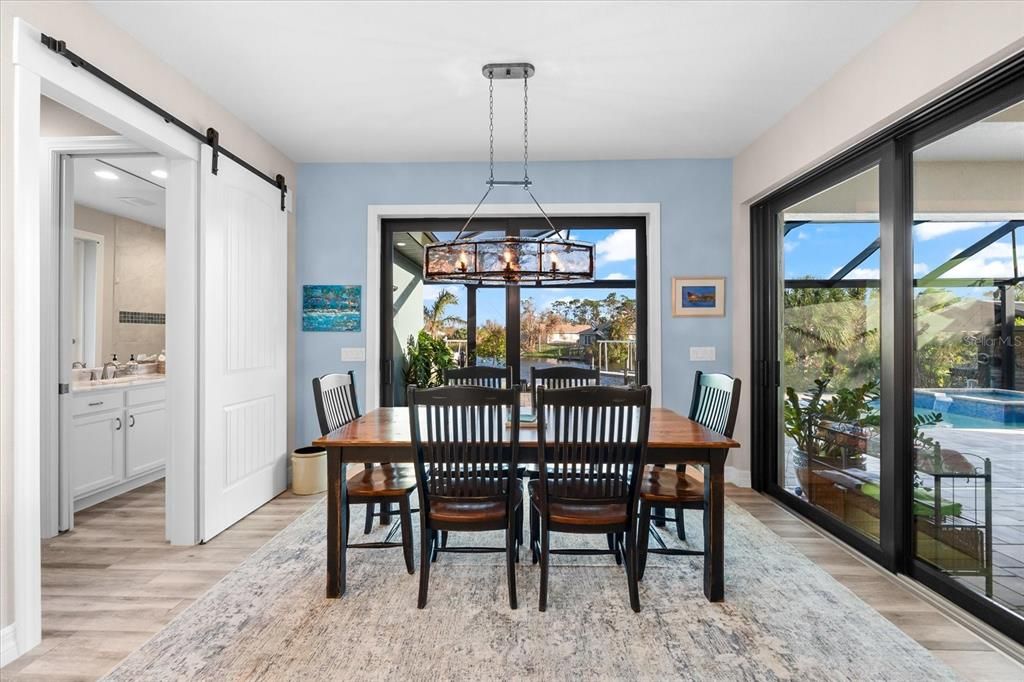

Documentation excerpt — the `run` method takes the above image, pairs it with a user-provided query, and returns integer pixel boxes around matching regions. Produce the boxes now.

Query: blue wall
[296,159,732,446]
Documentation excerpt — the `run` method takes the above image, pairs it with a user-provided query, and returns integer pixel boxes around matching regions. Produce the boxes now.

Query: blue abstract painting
[303,285,361,332]
[680,285,717,308]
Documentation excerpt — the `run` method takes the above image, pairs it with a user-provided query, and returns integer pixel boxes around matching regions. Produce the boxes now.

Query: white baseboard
[726,466,751,487]
[0,624,19,668]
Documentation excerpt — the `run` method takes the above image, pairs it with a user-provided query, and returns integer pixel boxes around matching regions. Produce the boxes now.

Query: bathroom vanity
[69,376,167,510]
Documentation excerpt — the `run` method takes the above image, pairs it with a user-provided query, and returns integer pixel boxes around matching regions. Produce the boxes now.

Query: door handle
[128,415,136,428]
[115,417,122,431]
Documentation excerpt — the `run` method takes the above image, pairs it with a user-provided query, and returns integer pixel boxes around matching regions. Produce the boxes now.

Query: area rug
[106,499,958,681]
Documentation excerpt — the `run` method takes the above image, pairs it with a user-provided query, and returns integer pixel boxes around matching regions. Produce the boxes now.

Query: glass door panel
[779,166,883,544]
[911,99,1024,619]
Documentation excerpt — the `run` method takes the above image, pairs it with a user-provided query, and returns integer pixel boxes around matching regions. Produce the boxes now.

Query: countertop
[71,375,166,394]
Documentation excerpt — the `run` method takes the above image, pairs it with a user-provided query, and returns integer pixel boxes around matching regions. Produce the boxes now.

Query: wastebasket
[291,446,327,495]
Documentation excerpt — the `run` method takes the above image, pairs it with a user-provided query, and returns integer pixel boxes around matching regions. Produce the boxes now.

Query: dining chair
[313,371,416,573]
[529,365,601,408]
[444,365,512,388]
[636,371,741,580]
[408,384,523,609]
[529,384,652,612]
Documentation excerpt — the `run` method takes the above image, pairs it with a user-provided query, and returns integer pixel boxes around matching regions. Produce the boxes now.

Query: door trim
[10,17,202,661]
[365,203,662,412]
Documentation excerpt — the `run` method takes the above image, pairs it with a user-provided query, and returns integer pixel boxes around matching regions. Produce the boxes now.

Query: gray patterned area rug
[107,499,958,681]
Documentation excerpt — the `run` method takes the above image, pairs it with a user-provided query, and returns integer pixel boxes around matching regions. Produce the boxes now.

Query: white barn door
[200,147,287,541]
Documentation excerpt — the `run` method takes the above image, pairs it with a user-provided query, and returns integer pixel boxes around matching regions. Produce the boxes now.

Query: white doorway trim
[364,202,662,411]
[39,136,148,540]
[10,17,202,662]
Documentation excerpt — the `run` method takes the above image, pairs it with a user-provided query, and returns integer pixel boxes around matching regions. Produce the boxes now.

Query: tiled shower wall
[74,204,165,363]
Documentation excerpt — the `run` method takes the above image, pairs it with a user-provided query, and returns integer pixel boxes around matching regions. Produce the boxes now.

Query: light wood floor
[3,482,1021,681]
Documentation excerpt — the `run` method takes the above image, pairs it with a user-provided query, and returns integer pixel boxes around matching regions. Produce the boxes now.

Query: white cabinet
[126,402,167,477]
[70,409,124,497]
[69,381,166,510]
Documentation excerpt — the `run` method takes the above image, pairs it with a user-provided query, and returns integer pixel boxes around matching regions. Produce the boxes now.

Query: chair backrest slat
[443,365,512,389]
[687,370,742,438]
[536,385,651,507]
[530,365,601,408]
[312,371,360,436]
[409,385,520,508]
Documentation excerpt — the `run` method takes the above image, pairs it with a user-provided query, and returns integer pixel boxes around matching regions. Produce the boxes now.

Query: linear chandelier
[423,63,595,286]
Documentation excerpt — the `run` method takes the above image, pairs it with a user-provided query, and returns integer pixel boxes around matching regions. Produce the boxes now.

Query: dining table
[313,406,740,603]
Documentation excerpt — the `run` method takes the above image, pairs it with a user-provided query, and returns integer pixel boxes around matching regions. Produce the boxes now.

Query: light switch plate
[341,347,366,362]
[689,346,716,362]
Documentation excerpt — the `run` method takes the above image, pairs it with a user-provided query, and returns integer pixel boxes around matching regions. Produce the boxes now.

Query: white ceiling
[91,1,917,163]
[74,155,167,228]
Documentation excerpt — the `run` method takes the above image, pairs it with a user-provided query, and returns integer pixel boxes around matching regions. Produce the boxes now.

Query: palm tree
[423,289,465,338]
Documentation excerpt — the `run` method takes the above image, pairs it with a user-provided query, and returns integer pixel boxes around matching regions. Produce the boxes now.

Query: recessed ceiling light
[396,241,407,247]
[151,169,168,179]
[94,170,119,181]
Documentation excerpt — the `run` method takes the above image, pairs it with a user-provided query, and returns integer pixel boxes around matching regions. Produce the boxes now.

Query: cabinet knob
[115,417,122,431]
[128,415,136,428]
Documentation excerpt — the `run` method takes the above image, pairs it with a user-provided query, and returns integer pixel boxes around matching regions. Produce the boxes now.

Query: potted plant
[402,330,454,392]
[784,377,879,491]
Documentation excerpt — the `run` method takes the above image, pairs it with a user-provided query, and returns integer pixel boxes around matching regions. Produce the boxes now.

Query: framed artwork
[302,285,361,332]
[672,277,725,317]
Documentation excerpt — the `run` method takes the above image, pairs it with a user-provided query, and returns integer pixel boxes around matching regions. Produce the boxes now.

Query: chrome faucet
[102,355,120,380]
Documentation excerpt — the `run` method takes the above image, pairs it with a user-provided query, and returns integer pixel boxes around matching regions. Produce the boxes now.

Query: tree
[423,289,464,338]
[403,330,453,389]
[475,321,506,362]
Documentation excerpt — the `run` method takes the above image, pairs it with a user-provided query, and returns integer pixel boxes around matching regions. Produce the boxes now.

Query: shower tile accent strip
[119,311,166,325]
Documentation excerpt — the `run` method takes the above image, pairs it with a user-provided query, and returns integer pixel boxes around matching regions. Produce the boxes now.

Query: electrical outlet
[340,347,366,362]
[689,346,716,362]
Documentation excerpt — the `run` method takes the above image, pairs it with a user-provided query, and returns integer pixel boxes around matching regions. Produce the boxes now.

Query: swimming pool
[914,388,1024,427]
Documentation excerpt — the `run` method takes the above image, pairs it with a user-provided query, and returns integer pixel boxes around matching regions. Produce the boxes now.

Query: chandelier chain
[488,72,495,184]
[523,75,529,184]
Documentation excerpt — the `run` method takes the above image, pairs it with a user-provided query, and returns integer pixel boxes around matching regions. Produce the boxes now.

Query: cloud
[845,267,880,279]
[914,262,929,276]
[595,230,636,264]
[939,243,1015,279]
[604,272,629,280]
[915,222,994,241]
[783,241,799,253]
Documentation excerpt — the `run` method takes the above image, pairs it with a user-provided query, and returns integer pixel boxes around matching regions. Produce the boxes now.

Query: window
[381,217,646,406]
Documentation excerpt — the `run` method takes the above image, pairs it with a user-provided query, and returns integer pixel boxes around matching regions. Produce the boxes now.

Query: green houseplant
[403,330,454,390]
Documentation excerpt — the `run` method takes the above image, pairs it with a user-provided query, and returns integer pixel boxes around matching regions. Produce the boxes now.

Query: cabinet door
[126,403,166,477]
[71,410,124,497]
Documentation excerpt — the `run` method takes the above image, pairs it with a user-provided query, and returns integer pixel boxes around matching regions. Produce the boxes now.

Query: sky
[783,221,1021,299]
[421,227,638,325]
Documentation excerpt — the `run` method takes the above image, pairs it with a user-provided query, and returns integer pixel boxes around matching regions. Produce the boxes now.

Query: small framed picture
[672,277,725,317]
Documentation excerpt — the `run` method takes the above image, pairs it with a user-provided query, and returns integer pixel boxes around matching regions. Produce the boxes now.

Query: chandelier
[423,63,595,285]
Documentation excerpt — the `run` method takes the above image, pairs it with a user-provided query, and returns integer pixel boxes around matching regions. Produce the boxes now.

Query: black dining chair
[313,371,416,573]
[529,365,601,408]
[408,384,523,609]
[529,384,652,612]
[444,365,513,388]
[637,371,741,580]
[439,364,520,551]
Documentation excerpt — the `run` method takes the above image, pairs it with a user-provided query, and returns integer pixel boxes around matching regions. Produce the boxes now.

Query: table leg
[703,455,725,602]
[326,446,347,598]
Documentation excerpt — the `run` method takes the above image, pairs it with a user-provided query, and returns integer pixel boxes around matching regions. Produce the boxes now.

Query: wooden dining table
[313,406,740,603]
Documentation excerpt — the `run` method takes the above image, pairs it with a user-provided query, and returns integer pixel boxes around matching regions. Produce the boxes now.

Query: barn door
[199,146,287,541]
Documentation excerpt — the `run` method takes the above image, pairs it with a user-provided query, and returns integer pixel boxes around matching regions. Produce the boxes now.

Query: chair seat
[348,463,417,498]
[528,480,628,526]
[428,481,522,524]
[639,465,704,503]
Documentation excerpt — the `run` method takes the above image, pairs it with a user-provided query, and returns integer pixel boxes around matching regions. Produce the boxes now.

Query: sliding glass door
[751,58,1023,641]
[778,166,884,545]
[380,217,647,407]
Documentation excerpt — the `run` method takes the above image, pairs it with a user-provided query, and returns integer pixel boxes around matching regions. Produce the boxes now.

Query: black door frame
[381,216,648,405]
[749,53,1024,642]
